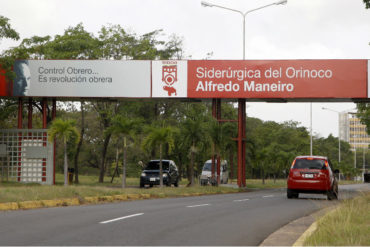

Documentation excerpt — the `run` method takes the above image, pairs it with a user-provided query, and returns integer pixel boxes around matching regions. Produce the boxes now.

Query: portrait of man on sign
[13,60,31,96]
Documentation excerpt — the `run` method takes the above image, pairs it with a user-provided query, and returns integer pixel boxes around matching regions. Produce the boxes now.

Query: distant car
[287,155,339,200]
[140,160,179,188]
[200,159,228,186]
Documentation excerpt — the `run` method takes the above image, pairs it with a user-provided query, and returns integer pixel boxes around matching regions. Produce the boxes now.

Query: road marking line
[263,195,274,198]
[186,204,210,208]
[99,213,144,224]
[233,199,250,202]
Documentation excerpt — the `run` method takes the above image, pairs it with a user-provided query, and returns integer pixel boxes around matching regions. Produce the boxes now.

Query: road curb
[0,202,19,210]
[293,205,342,246]
[292,222,317,246]
[0,192,213,211]
[260,206,336,246]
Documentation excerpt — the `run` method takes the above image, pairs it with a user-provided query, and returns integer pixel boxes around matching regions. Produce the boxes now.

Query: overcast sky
[1,0,369,138]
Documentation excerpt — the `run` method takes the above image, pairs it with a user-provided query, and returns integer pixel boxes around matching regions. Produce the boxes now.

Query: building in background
[339,112,370,150]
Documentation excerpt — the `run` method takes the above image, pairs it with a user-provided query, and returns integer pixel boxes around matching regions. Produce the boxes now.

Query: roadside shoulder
[259,206,336,246]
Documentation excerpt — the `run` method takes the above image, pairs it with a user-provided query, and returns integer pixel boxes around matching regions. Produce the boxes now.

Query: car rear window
[293,159,326,169]
[145,161,169,170]
[203,162,212,171]
[202,161,221,171]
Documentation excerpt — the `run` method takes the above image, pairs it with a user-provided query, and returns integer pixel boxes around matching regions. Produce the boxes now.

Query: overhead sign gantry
[1,59,368,99]
[0,59,369,187]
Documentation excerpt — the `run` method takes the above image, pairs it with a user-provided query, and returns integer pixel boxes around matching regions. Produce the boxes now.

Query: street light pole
[201,0,287,187]
[201,0,287,59]
[322,107,342,163]
[310,103,313,156]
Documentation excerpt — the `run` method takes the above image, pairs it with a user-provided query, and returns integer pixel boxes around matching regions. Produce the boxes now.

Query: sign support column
[17,98,23,182]
[211,98,222,185]
[237,99,246,187]
[52,98,56,185]
[28,98,33,129]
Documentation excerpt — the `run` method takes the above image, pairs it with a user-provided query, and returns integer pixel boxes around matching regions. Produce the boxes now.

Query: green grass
[0,183,242,203]
[0,174,286,204]
[54,173,189,187]
[304,192,370,246]
[338,179,363,185]
[244,179,287,189]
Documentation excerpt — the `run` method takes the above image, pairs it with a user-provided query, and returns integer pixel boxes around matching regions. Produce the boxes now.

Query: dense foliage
[364,0,370,9]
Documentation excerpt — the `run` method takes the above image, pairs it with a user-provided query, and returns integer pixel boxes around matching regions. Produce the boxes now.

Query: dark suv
[140,160,179,188]
[287,156,339,200]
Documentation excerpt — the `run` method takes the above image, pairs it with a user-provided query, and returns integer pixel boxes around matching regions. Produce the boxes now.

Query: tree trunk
[122,137,127,189]
[229,149,234,180]
[64,141,68,186]
[189,149,195,186]
[261,167,265,185]
[111,146,120,183]
[73,100,85,184]
[217,155,221,184]
[159,144,163,188]
[211,154,215,182]
[99,133,111,183]
[93,101,116,183]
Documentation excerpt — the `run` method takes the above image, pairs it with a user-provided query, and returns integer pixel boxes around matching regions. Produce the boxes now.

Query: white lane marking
[99,213,144,224]
[263,195,274,198]
[233,199,250,202]
[186,204,210,208]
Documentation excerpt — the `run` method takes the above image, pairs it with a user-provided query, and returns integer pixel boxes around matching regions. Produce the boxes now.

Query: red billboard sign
[0,60,368,99]
[187,60,367,98]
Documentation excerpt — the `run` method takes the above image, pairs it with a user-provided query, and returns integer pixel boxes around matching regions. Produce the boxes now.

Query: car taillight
[324,160,329,167]
[318,171,327,179]
[293,171,300,177]
[291,159,296,169]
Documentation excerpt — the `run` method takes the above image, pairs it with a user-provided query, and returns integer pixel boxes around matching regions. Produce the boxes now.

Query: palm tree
[48,118,80,186]
[142,125,176,188]
[208,119,234,184]
[180,117,206,186]
[106,115,139,188]
[222,122,237,180]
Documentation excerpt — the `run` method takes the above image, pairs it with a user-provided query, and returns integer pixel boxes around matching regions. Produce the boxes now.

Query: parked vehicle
[200,159,228,186]
[287,155,339,200]
[364,172,370,183]
[140,160,179,188]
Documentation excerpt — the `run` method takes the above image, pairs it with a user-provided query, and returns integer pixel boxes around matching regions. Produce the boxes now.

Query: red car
[287,156,339,200]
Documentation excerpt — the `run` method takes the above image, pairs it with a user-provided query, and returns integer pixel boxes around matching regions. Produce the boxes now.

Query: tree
[0,15,19,82]
[207,118,234,184]
[73,101,85,184]
[47,23,100,59]
[180,114,207,186]
[364,0,370,9]
[251,120,310,183]
[107,115,140,188]
[91,101,118,183]
[48,118,80,186]
[142,125,176,188]
[356,103,370,134]
[0,15,19,41]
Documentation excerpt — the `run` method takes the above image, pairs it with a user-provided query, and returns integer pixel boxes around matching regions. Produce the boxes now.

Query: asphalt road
[0,183,368,246]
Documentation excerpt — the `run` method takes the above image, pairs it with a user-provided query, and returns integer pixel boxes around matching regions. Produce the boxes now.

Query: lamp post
[201,0,287,187]
[310,103,313,156]
[322,107,342,163]
[201,0,287,59]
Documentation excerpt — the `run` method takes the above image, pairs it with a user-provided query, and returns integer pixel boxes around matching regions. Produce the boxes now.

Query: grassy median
[304,192,370,246]
[0,174,289,204]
